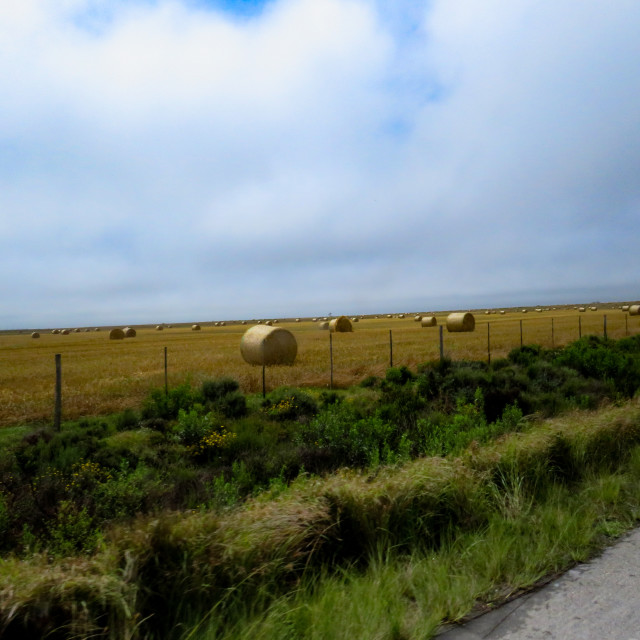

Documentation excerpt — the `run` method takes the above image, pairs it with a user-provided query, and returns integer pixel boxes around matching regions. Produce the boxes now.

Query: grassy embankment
[2,332,640,637]
[0,308,636,427]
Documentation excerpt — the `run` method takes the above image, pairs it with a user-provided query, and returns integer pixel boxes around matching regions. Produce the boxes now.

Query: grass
[3,398,640,639]
[1,309,637,427]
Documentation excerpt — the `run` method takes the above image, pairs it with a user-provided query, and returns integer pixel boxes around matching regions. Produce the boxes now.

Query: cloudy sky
[1,0,639,328]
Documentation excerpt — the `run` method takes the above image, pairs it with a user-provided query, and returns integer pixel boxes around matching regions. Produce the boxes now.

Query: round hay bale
[414,315,422,322]
[622,305,630,312]
[240,325,297,366]
[191,324,201,331]
[73,328,81,333]
[312,318,318,322]
[295,318,301,322]
[535,308,542,312]
[351,317,359,322]
[329,316,353,333]
[123,327,136,338]
[31,332,40,339]
[241,320,247,325]
[522,309,528,313]
[386,314,392,318]
[590,306,597,311]
[109,328,125,340]
[273,320,278,324]
[61,329,69,335]
[94,328,100,331]
[265,320,273,326]
[220,321,225,326]
[446,312,475,333]
[579,307,586,312]
[500,310,505,315]
[398,314,405,319]
[629,305,640,316]
[156,325,163,331]
[319,321,330,330]
[51,329,60,334]
[421,316,437,327]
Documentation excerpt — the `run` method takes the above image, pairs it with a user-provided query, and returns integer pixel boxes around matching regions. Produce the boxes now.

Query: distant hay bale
[312,318,318,322]
[240,325,297,366]
[398,314,405,319]
[421,316,437,327]
[590,306,597,311]
[579,307,586,313]
[61,329,69,335]
[329,316,353,333]
[156,325,163,331]
[622,305,630,312]
[500,310,505,315]
[257,320,262,325]
[414,315,422,322]
[484,311,490,315]
[191,324,201,331]
[273,320,278,324]
[351,317,359,322]
[124,327,137,338]
[94,328,100,331]
[446,312,475,333]
[319,321,330,330]
[265,321,273,326]
[387,314,392,318]
[629,305,640,316]
[295,318,301,322]
[73,328,81,333]
[214,322,219,327]
[241,321,247,325]
[522,309,528,313]
[31,332,40,339]
[51,329,60,334]
[109,328,125,340]
[220,322,225,326]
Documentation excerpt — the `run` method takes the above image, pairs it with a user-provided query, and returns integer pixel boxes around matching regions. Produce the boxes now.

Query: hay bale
[51,329,60,334]
[319,321,330,330]
[446,312,475,333]
[414,315,422,322]
[192,324,201,331]
[109,328,125,340]
[31,332,40,339]
[351,317,359,322]
[240,325,297,366]
[387,314,392,318]
[241,320,247,325]
[156,325,163,331]
[61,329,69,335]
[73,328,81,333]
[522,309,528,313]
[590,306,597,311]
[265,321,273,326]
[273,320,278,324]
[622,305,630,312]
[398,314,405,319]
[220,322,225,326]
[579,307,586,313]
[535,308,542,313]
[94,328,100,331]
[421,316,437,327]
[312,318,318,322]
[500,310,505,315]
[295,318,301,322]
[124,327,136,338]
[329,316,353,333]
[629,305,640,316]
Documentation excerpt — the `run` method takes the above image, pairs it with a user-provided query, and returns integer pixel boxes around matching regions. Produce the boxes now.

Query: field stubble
[0,310,637,427]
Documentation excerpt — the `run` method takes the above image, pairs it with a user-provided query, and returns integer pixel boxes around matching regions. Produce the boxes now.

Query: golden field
[1,307,637,428]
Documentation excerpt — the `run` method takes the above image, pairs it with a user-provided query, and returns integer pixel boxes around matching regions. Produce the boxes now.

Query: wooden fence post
[487,323,491,365]
[439,325,444,361]
[389,330,393,368]
[329,332,334,390]
[164,347,168,397]
[54,354,62,431]
[520,320,523,347]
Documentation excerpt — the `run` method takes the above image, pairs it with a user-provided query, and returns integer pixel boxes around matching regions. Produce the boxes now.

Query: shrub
[262,388,318,422]
[141,382,200,420]
[201,377,240,402]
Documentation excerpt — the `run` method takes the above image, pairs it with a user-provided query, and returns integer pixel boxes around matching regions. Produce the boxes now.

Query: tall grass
[2,399,640,639]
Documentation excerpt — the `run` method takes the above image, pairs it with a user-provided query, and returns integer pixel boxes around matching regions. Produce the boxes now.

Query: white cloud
[1,0,640,327]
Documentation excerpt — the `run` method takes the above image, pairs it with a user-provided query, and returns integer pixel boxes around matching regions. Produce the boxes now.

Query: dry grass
[1,310,638,427]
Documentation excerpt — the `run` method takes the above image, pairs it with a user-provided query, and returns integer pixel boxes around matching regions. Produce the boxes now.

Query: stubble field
[1,307,637,428]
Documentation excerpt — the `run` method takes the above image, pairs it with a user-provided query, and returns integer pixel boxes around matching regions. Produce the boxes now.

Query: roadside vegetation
[2,334,640,638]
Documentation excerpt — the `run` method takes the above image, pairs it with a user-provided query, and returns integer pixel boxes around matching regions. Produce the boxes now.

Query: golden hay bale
[590,306,597,311]
[500,310,505,315]
[421,316,437,327]
[73,328,81,333]
[156,325,163,331]
[295,318,301,322]
[109,328,125,340]
[312,318,318,322]
[273,320,278,324]
[414,315,422,322]
[351,317,359,322]
[124,327,136,338]
[484,311,490,315]
[31,332,40,339]
[191,324,201,331]
[61,329,69,335]
[629,305,640,316]
[398,314,405,319]
[319,321,330,330]
[240,325,297,366]
[265,321,273,326]
[536,308,542,312]
[446,312,475,333]
[241,321,247,325]
[329,316,353,333]
[51,329,60,334]
[220,322,226,326]
[622,305,630,312]
[579,307,586,312]
[94,328,100,331]
[522,309,528,313]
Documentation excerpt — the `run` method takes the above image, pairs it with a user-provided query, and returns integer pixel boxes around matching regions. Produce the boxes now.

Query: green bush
[262,387,318,422]
[141,382,200,420]
[201,377,240,402]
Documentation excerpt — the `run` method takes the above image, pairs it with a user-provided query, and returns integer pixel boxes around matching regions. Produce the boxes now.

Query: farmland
[1,306,637,427]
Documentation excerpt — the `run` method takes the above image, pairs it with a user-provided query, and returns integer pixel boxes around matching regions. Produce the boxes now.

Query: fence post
[329,332,334,390]
[389,329,393,368]
[439,325,444,361]
[487,322,491,365]
[626,314,629,336]
[262,363,266,398]
[551,318,554,348]
[603,315,607,340]
[54,354,62,431]
[520,319,523,347]
[579,315,582,339]
[164,347,168,397]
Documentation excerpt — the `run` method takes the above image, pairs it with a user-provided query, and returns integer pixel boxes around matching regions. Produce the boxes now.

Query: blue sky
[1,0,640,328]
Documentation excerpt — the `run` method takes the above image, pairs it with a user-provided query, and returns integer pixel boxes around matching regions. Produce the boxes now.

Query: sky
[1,0,640,329]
